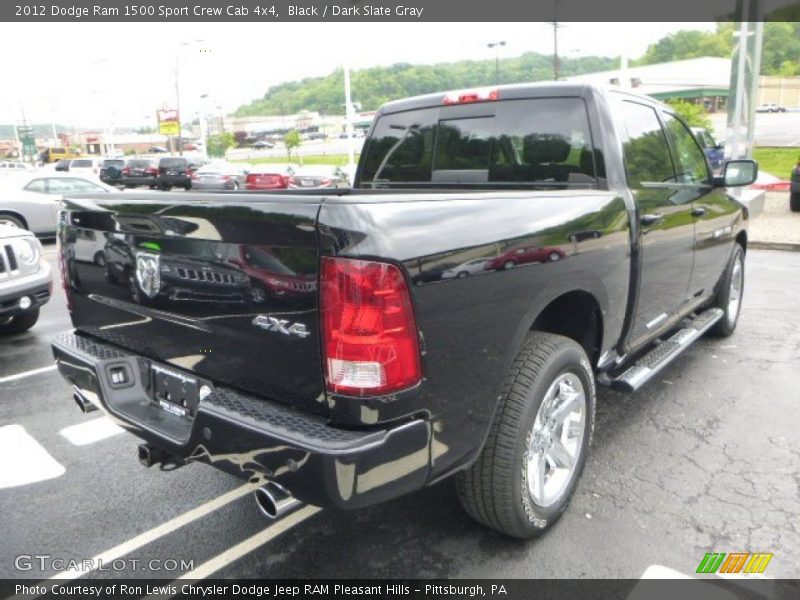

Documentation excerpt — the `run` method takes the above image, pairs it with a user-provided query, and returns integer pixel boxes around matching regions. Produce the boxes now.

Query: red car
[232,245,316,300]
[487,245,565,271]
[245,164,295,191]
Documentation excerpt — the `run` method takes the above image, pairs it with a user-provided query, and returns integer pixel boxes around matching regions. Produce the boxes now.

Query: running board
[600,308,724,393]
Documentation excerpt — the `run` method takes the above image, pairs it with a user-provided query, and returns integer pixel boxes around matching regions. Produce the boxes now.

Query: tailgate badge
[135,252,161,298]
[252,315,310,338]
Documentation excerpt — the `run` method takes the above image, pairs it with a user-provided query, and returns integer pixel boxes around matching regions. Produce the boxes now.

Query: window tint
[620,101,675,186]
[160,158,187,168]
[664,114,710,185]
[24,179,47,193]
[127,159,151,169]
[70,160,92,168]
[360,107,437,184]
[360,98,598,188]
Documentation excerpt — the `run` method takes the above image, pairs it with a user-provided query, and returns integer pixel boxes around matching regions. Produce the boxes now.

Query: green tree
[284,130,301,161]
[666,100,712,130]
[206,132,235,158]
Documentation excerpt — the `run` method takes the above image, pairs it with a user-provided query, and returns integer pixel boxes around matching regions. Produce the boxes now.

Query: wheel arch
[0,210,29,230]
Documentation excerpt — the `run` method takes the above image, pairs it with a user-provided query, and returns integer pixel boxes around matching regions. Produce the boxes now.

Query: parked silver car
[191,162,250,191]
[287,165,350,189]
[0,173,118,237]
[0,221,52,334]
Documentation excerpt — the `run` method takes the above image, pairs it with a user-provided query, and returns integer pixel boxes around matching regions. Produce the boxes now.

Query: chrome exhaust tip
[254,482,302,520]
[73,388,98,413]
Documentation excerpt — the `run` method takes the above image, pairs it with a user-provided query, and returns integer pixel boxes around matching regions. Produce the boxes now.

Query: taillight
[287,176,296,187]
[145,166,158,176]
[191,172,198,180]
[320,257,421,396]
[320,178,332,187]
[443,88,499,105]
[122,167,130,175]
[222,175,230,181]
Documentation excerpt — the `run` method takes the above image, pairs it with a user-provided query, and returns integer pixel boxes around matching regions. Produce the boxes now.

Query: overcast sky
[0,22,715,128]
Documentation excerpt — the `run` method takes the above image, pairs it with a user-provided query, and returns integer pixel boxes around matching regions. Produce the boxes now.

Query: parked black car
[99,159,126,187]
[121,158,159,189]
[54,83,758,538]
[790,158,800,212]
[54,159,71,172]
[157,157,192,191]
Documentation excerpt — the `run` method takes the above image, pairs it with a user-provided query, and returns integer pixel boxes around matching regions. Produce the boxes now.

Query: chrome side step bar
[600,308,724,393]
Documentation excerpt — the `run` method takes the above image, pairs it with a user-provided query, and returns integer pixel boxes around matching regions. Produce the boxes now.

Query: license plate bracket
[150,365,200,418]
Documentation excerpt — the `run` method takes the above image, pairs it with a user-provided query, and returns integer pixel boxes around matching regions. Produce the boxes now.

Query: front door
[661,112,739,301]
[620,100,696,351]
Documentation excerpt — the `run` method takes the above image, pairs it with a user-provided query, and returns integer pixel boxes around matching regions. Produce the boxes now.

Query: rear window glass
[160,158,187,168]
[127,160,151,168]
[359,98,600,188]
[103,160,124,167]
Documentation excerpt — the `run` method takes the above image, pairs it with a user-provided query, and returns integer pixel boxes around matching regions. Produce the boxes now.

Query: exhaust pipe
[138,443,166,467]
[254,482,302,520]
[73,388,98,414]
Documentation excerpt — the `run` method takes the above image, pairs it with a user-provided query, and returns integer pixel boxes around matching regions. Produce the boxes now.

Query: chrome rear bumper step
[601,308,724,393]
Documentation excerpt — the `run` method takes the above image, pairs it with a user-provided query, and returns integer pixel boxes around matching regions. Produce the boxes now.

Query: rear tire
[708,243,745,337]
[456,332,595,538]
[0,308,40,335]
[503,261,515,270]
[790,192,800,213]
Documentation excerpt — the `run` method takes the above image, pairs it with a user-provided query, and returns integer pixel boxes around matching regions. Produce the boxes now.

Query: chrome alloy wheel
[526,372,586,508]
[727,253,744,327]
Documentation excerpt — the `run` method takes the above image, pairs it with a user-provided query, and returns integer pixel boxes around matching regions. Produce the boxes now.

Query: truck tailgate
[60,194,328,417]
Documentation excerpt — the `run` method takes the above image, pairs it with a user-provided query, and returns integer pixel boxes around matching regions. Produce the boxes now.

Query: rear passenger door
[620,100,695,351]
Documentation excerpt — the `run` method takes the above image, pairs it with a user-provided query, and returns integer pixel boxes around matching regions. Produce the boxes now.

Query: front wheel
[456,332,595,538]
[790,192,800,212]
[708,243,745,337]
[0,308,40,335]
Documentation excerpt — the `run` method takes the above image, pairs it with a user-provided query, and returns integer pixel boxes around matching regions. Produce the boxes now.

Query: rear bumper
[158,175,191,188]
[51,331,432,509]
[122,176,157,187]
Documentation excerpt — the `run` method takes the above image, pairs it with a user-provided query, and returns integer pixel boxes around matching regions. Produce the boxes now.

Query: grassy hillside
[234,53,617,117]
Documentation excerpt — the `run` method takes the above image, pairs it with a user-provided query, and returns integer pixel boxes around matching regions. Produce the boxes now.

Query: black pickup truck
[52,83,757,538]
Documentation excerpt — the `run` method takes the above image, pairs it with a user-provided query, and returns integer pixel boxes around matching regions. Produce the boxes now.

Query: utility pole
[487,41,506,85]
[548,1,563,81]
[174,56,182,155]
[343,65,356,183]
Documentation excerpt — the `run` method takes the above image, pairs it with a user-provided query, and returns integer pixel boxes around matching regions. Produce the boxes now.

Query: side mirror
[715,159,757,187]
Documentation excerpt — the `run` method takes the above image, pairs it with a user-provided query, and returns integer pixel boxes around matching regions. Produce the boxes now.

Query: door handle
[691,207,707,217]
[640,213,663,226]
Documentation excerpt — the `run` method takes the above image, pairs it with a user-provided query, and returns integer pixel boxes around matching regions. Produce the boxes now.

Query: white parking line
[59,417,124,446]
[0,424,65,488]
[49,483,258,580]
[142,505,321,597]
[0,364,57,384]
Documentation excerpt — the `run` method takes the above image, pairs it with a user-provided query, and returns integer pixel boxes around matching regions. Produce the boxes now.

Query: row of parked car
[91,156,350,191]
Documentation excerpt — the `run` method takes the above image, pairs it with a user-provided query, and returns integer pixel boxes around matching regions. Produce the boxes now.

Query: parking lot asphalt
[1,245,798,581]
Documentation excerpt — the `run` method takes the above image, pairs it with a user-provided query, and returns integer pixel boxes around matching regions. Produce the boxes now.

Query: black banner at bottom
[3,579,800,600]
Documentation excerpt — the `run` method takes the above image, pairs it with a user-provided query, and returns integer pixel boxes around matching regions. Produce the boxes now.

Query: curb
[748,240,800,252]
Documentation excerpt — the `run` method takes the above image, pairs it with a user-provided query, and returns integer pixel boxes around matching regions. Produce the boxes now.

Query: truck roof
[376,81,665,115]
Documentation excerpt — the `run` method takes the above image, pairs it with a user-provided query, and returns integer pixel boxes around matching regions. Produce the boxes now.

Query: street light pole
[549,1,563,81]
[487,41,506,85]
[174,39,205,156]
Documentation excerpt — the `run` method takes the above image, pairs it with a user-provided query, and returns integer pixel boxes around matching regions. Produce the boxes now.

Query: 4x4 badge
[252,315,310,338]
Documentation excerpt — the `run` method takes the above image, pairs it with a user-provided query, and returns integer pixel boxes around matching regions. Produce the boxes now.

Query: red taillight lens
[145,167,158,175]
[191,172,198,180]
[320,257,421,396]
[122,167,130,175]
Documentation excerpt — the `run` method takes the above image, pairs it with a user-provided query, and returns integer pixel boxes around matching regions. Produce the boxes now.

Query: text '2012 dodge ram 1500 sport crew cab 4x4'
[52,83,756,538]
